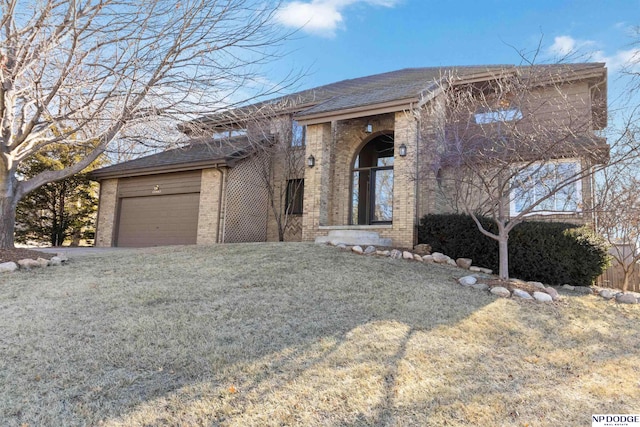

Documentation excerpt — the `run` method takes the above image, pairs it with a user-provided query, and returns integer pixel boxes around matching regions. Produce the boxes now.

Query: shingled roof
[90,136,258,179]
[183,63,606,129]
[93,63,607,178]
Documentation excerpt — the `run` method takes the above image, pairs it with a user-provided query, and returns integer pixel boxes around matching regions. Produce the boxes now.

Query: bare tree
[424,65,613,281]
[202,97,306,242]
[596,171,640,292]
[0,0,293,248]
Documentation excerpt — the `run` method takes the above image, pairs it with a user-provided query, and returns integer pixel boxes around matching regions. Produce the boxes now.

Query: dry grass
[0,243,638,426]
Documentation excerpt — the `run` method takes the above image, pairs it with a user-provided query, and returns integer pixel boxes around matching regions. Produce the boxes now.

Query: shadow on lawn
[3,243,637,426]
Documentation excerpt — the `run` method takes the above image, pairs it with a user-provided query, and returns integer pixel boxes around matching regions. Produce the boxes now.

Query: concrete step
[315,229,392,246]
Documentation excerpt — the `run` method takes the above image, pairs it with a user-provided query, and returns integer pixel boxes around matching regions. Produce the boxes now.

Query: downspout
[94,179,103,247]
[220,167,229,243]
[414,105,421,243]
[216,168,225,243]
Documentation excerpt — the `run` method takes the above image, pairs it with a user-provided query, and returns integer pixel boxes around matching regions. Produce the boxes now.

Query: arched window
[351,133,394,224]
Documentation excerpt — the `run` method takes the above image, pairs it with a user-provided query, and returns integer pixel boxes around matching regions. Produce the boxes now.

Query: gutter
[89,159,235,181]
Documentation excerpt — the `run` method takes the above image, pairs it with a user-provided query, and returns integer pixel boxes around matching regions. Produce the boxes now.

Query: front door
[351,134,394,225]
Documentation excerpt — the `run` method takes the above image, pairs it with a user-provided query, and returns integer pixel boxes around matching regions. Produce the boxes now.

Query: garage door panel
[116,193,199,247]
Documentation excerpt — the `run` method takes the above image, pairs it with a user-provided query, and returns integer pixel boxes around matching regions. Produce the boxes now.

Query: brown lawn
[0,243,638,426]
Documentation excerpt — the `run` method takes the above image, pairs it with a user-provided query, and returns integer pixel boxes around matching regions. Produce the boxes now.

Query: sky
[268,0,640,113]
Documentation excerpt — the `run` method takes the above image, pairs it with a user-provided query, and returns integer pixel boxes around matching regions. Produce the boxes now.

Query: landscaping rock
[0,262,18,273]
[17,258,41,269]
[413,254,423,261]
[431,252,449,264]
[470,266,492,274]
[458,275,477,286]
[49,256,63,266]
[36,257,50,268]
[574,286,594,295]
[412,243,431,255]
[422,254,434,263]
[56,253,69,262]
[352,245,363,254]
[337,244,347,250]
[364,245,376,255]
[389,249,403,259]
[545,287,560,301]
[456,258,472,269]
[471,283,489,291]
[616,293,638,304]
[533,292,553,302]
[599,289,616,300]
[561,284,575,291]
[376,250,389,256]
[490,287,511,298]
[527,281,546,290]
[513,289,533,299]
[446,259,457,267]
[403,251,414,260]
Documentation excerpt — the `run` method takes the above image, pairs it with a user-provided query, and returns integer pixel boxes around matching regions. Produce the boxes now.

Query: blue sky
[270,0,639,110]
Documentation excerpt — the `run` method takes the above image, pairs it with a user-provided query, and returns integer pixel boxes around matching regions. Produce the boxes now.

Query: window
[474,107,523,124]
[286,179,304,215]
[511,160,582,216]
[291,120,305,147]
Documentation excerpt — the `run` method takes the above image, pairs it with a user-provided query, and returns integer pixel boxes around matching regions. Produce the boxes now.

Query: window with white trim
[474,107,523,124]
[511,160,582,216]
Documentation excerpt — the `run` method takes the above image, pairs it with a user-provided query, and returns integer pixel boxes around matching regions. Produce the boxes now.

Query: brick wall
[301,112,420,248]
[196,168,224,244]
[94,178,118,247]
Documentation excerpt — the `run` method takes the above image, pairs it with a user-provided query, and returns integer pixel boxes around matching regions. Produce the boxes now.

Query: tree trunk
[622,270,631,293]
[498,235,509,281]
[0,196,17,249]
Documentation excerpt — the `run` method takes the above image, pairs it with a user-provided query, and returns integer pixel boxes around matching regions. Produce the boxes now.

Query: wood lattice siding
[223,157,269,243]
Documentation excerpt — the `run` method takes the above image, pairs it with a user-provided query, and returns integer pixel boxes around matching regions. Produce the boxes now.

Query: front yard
[0,243,638,426]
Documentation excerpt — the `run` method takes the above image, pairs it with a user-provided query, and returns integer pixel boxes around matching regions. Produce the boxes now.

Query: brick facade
[95,178,118,247]
[196,168,224,244]
[300,112,420,248]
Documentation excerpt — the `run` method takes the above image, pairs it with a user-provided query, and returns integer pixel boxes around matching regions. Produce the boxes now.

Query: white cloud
[276,0,400,37]
[549,35,577,56]
[547,35,640,72]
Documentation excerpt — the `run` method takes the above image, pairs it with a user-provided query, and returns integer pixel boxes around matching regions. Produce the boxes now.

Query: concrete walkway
[31,247,133,257]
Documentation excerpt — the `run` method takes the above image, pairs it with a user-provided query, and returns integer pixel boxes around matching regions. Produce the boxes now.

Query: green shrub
[417,214,610,286]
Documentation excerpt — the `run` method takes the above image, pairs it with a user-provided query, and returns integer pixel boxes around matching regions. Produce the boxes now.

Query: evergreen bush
[418,214,610,286]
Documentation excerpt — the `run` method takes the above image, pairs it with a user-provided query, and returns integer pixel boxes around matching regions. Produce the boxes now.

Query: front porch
[300,112,420,248]
[314,225,393,246]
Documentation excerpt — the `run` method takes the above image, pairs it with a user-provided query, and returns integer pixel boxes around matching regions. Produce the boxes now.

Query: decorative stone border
[0,253,68,274]
[327,242,639,305]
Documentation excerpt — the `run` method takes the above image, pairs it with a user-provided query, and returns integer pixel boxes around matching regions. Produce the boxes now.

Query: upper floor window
[213,129,247,139]
[291,120,305,147]
[474,94,522,124]
[474,107,523,124]
[510,160,582,216]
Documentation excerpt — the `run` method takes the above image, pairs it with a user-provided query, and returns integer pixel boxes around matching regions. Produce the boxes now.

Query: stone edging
[327,242,640,305]
[0,253,69,273]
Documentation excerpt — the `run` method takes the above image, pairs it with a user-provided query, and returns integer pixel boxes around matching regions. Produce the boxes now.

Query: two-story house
[91,64,608,248]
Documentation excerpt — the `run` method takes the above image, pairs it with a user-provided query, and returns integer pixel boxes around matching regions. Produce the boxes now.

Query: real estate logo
[593,414,640,427]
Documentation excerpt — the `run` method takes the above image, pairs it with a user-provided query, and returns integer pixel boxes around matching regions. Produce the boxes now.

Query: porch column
[302,122,333,241]
[392,111,418,248]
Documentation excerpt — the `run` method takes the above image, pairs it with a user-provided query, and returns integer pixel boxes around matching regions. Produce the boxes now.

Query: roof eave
[294,97,418,125]
[89,159,232,181]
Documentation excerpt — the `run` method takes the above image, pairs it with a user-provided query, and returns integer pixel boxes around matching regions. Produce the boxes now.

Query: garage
[116,193,200,247]
[113,171,202,247]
